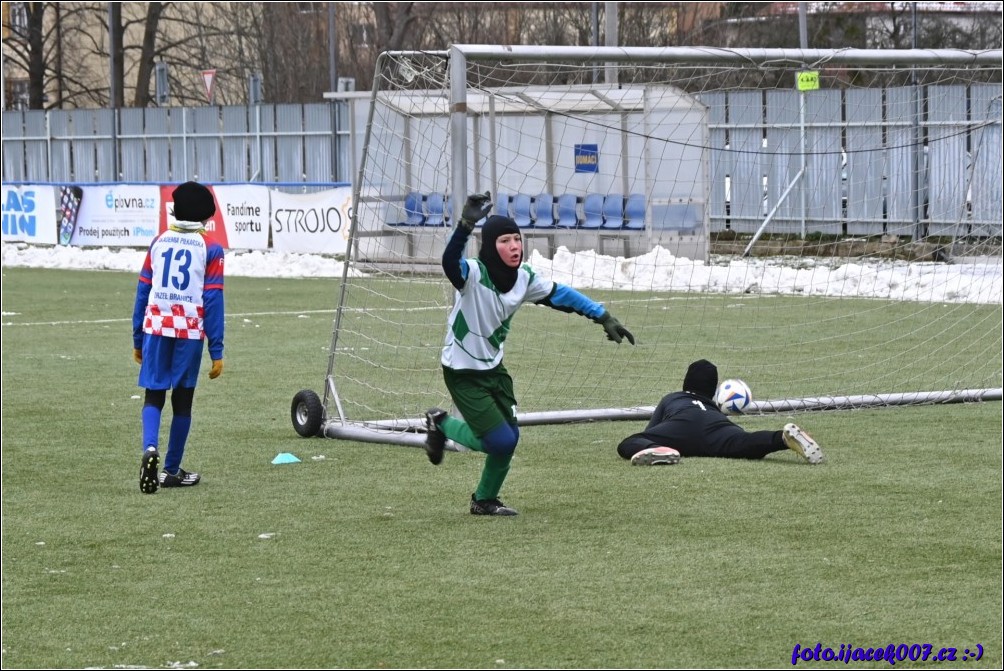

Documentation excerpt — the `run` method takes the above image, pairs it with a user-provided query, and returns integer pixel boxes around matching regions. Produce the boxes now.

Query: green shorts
[442,363,517,437]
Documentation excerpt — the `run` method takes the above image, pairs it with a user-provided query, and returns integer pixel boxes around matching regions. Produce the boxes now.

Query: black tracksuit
[617,391,786,461]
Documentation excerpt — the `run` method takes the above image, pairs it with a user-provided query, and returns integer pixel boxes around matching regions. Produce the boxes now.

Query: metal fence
[2,102,351,186]
[702,83,1002,239]
[3,83,1001,238]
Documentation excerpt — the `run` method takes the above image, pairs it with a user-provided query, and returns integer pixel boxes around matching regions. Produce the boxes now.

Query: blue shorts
[138,335,204,390]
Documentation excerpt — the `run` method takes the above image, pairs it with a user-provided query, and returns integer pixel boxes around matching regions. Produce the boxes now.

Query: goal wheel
[291,389,324,437]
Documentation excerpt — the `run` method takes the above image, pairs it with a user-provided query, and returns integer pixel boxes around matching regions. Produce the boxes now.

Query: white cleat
[631,446,681,466]
[783,424,824,464]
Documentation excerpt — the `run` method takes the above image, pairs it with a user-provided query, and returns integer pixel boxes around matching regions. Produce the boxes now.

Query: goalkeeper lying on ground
[617,359,825,466]
[424,192,635,516]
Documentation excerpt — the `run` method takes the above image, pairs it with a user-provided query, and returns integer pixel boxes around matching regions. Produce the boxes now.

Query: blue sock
[142,405,162,452]
[164,415,192,473]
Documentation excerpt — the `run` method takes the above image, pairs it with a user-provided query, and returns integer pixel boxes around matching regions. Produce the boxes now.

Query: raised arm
[441,192,493,291]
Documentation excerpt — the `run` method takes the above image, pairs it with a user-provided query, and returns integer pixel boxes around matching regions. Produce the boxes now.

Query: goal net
[306,46,1002,445]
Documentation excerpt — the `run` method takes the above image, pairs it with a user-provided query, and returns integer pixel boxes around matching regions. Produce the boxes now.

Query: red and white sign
[158,184,228,248]
[201,69,217,104]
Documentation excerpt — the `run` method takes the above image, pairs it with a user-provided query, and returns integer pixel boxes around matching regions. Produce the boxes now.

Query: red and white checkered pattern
[144,304,205,340]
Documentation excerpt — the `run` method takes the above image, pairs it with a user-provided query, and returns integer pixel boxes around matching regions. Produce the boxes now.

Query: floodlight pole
[605,1,619,85]
[591,3,600,83]
[910,2,923,241]
[798,3,808,49]
[799,2,809,239]
[328,2,338,93]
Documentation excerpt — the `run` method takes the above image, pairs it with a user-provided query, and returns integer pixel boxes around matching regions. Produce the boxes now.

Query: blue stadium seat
[403,191,425,226]
[425,192,446,226]
[675,204,702,232]
[444,194,454,225]
[556,194,579,228]
[532,193,555,227]
[624,193,646,230]
[601,194,625,229]
[494,192,512,222]
[581,193,605,229]
[654,203,702,233]
[512,194,533,228]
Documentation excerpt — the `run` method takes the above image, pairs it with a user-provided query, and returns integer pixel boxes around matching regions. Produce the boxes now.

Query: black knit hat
[480,215,520,246]
[172,181,216,222]
[478,215,522,293]
[683,359,718,400]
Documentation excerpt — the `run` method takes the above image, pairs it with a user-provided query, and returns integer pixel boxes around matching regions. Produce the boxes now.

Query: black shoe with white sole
[424,408,447,465]
[159,468,201,487]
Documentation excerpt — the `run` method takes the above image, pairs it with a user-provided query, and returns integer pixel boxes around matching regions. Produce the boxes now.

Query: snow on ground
[2,243,1000,304]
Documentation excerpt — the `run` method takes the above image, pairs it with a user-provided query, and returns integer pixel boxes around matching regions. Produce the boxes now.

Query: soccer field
[1,267,1000,668]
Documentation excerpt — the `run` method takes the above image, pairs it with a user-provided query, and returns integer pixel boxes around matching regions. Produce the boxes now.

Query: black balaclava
[683,359,719,400]
[172,181,216,223]
[478,215,521,293]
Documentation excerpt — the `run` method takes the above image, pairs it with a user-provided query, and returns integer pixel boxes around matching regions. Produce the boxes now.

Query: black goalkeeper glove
[595,311,635,345]
[459,191,493,232]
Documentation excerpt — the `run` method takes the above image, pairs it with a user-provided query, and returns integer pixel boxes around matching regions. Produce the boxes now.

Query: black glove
[459,192,493,232]
[596,311,635,345]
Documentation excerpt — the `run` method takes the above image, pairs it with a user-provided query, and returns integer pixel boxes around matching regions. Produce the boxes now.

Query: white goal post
[292,45,1002,445]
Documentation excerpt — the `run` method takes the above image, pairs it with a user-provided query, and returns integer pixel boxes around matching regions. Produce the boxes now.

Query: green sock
[475,453,512,501]
[440,416,484,452]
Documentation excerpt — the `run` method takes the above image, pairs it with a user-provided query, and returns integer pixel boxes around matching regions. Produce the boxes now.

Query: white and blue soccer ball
[715,378,753,415]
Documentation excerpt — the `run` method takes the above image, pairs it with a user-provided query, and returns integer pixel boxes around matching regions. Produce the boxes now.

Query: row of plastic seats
[397,191,647,230]
[399,191,454,226]
[496,192,645,230]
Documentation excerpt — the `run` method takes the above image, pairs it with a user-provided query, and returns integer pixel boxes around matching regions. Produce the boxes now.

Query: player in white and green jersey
[424,193,635,516]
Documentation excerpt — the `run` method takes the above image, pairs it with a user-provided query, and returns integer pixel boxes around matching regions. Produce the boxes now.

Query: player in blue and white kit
[424,193,635,516]
[132,181,225,493]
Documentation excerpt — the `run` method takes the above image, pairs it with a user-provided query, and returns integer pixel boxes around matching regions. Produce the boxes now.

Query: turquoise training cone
[271,452,301,464]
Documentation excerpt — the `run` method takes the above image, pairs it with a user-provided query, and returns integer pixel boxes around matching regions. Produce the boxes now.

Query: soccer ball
[715,379,753,415]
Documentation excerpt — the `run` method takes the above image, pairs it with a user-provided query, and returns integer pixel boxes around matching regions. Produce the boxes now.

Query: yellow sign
[797,71,820,91]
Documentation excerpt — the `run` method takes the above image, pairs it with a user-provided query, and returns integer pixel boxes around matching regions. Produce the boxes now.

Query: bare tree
[210,2,266,102]
[618,3,679,47]
[108,2,124,106]
[2,1,999,111]
[152,3,237,106]
[24,2,48,107]
[372,1,422,51]
[129,2,164,107]
[3,2,53,109]
[258,3,331,103]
